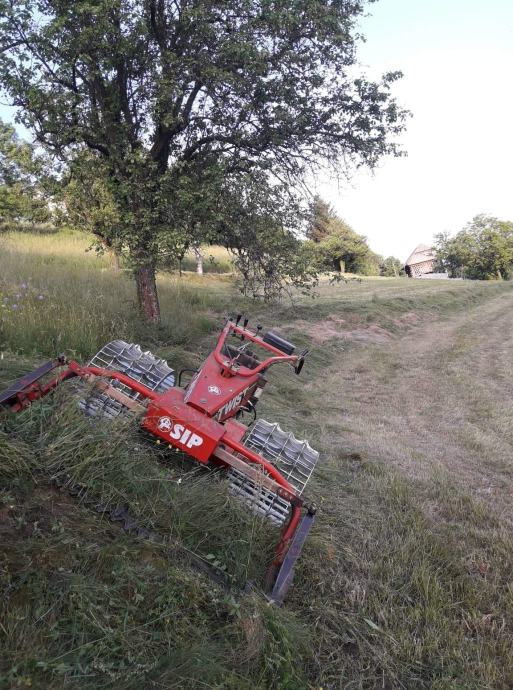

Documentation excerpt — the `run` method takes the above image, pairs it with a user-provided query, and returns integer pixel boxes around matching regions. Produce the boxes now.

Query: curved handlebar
[213,322,298,377]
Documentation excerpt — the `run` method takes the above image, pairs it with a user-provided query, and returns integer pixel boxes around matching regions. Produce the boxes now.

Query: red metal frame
[213,322,299,377]
[0,321,315,601]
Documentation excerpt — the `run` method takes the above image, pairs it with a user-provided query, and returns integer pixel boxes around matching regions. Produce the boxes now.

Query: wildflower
[20,282,28,289]
[37,294,44,300]
[12,304,18,309]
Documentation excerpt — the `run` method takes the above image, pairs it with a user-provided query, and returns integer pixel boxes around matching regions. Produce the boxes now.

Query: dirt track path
[323,290,513,522]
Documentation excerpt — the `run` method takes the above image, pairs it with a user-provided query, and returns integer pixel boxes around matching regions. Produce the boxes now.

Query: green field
[2,231,513,689]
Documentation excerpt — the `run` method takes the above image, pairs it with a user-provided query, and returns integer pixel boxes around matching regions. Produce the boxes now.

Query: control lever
[294,349,309,375]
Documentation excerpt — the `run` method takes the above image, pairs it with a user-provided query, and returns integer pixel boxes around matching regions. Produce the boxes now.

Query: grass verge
[2,230,513,688]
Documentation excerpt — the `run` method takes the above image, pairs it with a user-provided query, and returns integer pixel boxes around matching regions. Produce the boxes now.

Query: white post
[194,245,203,275]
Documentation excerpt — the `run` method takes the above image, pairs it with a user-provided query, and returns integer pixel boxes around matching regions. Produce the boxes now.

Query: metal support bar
[270,511,315,605]
[0,358,62,406]
[213,445,302,506]
[82,376,148,414]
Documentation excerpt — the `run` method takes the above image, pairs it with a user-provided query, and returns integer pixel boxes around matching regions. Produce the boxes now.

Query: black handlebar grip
[262,331,295,355]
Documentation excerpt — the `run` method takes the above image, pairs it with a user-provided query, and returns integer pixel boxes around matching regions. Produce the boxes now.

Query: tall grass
[3,229,510,361]
[0,230,234,358]
[3,229,513,688]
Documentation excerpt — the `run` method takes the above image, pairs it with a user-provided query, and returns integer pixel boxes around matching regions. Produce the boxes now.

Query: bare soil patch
[393,311,422,327]
[291,310,424,344]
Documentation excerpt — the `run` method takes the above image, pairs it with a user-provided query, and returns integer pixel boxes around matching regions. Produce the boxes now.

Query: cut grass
[3,230,513,688]
[1,383,307,690]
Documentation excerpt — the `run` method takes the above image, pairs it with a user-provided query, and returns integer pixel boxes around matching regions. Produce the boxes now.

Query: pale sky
[2,0,512,262]
[316,0,513,261]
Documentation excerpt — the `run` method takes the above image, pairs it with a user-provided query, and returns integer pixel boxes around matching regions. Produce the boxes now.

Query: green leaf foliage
[215,170,319,300]
[0,0,407,317]
[0,119,50,227]
[380,256,405,277]
[435,215,513,280]
[307,195,381,275]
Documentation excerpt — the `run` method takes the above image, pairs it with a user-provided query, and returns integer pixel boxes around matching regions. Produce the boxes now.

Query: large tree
[435,215,513,280]
[0,0,407,323]
[307,195,337,243]
[305,195,378,274]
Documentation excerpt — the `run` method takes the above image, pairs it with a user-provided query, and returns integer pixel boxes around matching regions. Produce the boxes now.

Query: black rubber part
[262,331,295,355]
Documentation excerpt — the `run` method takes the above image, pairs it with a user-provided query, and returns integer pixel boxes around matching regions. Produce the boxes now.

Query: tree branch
[150,80,204,166]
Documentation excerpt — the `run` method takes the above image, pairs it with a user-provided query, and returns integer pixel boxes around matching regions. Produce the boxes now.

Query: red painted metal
[69,362,161,400]
[184,352,260,418]
[222,418,247,444]
[0,321,314,599]
[274,505,302,564]
[222,435,296,498]
[212,321,298,377]
[3,361,78,412]
[142,388,226,463]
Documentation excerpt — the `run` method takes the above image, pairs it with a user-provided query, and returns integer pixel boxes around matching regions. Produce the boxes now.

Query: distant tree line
[305,196,405,277]
[0,119,406,293]
[435,215,513,280]
[0,125,406,295]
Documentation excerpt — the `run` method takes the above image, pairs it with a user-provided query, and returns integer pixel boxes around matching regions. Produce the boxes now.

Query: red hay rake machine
[0,316,319,604]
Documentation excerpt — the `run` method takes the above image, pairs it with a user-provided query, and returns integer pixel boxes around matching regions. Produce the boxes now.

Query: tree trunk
[194,245,203,275]
[135,263,161,325]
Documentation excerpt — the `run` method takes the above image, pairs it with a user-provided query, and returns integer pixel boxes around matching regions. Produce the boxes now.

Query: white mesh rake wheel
[227,419,319,525]
[79,340,175,419]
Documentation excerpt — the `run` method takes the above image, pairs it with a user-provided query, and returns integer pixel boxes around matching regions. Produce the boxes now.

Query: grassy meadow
[2,229,513,689]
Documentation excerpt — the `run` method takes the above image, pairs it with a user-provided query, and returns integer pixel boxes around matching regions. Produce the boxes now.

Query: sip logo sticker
[157,416,204,449]
[158,417,172,432]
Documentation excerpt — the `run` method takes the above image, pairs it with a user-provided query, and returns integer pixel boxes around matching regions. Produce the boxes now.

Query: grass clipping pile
[0,385,309,689]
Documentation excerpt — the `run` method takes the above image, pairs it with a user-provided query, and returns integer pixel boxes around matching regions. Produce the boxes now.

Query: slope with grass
[2,231,513,689]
